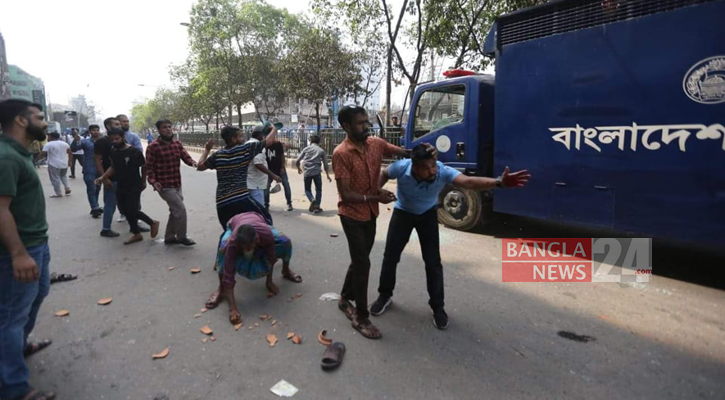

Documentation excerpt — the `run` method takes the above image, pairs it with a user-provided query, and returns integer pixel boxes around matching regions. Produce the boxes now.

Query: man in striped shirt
[196,125,276,228]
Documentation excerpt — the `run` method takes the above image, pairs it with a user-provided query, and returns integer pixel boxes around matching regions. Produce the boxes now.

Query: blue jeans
[83,170,100,211]
[102,182,117,231]
[249,188,267,209]
[304,174,322,206]
[0,242,51,399]
[265,171,292,208]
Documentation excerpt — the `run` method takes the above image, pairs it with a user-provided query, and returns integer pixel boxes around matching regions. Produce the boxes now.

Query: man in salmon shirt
[332,105,434,340]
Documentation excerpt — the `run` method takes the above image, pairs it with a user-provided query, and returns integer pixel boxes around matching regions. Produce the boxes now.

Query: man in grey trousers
[145,119,197,246]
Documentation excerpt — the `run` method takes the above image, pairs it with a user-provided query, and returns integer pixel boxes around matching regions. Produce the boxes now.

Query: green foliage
[284,27,361,132]
[426,0,550,70]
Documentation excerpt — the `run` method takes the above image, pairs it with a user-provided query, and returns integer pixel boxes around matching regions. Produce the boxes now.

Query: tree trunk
[205,121,210,133]
[228,104,233,126]
[236,103,243,128]
[315,102,321,135]
[215,112,220,130]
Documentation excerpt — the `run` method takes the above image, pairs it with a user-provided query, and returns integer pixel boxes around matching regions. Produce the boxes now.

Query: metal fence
[176,127,406,164]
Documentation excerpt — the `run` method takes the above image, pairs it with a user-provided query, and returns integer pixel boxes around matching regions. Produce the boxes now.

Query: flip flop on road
[321,342,346,371]
[24,340,52,358]
[282,271,303,283]
[50,273,77,284]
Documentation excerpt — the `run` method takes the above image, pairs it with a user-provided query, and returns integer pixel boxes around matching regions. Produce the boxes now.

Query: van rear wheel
[437,186,482,231]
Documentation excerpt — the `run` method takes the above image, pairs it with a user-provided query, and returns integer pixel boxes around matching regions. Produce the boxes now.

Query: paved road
[25,158,725,400]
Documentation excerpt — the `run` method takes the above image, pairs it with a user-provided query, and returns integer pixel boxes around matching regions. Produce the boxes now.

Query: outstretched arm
[453,167,531,190]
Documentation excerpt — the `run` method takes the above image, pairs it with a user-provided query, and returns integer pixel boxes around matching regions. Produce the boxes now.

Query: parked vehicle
[406,0,725,246]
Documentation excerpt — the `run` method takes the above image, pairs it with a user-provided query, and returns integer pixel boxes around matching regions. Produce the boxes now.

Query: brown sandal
[351,318,382,340]
[282,271,302,283]
[338,300,356,321]
[205,291,224,309]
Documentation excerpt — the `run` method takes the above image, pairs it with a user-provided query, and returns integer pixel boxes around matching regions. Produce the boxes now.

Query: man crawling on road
[204,212,302,324]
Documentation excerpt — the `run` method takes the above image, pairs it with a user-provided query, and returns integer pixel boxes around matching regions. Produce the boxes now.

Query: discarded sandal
[321,342,346,371]
[50,273,77,284]
[24,340,52,357]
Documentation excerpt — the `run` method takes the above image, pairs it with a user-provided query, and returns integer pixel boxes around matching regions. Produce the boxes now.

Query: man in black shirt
[265,139,293,211]
[94,127,120,237]
[95,129,159,245]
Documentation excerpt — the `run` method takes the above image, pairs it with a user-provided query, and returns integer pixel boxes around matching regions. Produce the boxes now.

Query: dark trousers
[304,174,323,206]
[116,189,153,234]
[70,154,84,177]
[378,207,444,309]
[216,197,273,229]
[265,171,292,208]
[340,215,377,320]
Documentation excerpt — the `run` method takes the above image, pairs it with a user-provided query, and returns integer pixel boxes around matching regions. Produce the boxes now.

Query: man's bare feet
[229,309,242,325]
[282,267,303,283]
[205,288,224,309]
[266,279,280,296]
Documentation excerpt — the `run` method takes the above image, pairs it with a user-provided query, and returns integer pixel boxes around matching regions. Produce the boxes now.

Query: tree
[189,0,253,127]
[284,27,361,134]
[426,0,550,70]
[313,1,386,110]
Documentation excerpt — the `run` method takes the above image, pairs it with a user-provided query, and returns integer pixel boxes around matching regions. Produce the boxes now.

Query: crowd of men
[0,98,529,399]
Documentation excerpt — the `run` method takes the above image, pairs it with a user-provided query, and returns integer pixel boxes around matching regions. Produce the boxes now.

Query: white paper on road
[319,292,341,301]
[270,380,298,397]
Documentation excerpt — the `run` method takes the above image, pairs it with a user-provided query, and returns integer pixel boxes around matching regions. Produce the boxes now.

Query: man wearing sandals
[0,99,56,400]
[370,145,531,330]
[204,212,302,325]
[332,106,426,340]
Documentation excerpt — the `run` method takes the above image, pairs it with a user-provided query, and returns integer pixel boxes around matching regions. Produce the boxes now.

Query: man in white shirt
[247,127,281,209]
[38,132,72,197]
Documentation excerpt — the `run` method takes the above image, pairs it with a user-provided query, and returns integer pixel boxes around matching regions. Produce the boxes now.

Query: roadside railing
[176,127,406,164]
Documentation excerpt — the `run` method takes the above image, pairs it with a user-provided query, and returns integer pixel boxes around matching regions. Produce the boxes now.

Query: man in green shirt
[0,99,56,400]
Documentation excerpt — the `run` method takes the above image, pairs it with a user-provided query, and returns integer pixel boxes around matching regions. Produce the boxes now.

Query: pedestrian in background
[296,135,331,213]
[0,99,56,400]
[146,119,197,246]
[38,132,72,198]
[69,128,84,178]
[72,124,102,218]
[247,126,281,209]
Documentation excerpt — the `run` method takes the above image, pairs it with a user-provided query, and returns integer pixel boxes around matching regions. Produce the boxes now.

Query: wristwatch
[495,176,503,188]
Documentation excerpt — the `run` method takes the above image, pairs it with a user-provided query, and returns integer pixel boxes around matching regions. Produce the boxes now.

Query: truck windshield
[413,84,466,138]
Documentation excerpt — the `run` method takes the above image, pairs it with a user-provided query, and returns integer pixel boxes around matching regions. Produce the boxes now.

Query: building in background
[0,32,10,100]
[8,65,47,118]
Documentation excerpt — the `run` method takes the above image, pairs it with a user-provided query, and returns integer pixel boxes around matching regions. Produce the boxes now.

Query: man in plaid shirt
[146,119,197,246]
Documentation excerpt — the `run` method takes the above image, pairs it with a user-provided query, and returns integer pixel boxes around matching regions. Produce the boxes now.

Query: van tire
[437,186,483,231]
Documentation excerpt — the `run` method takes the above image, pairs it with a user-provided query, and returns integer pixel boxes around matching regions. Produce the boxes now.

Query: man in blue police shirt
[370,144,530,330]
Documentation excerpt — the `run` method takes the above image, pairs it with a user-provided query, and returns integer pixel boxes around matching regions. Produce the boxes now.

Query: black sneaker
[287,205,293,211]
[100,230,120,238]
[308,201,317,212]
[370,296,392,316]
[432,308,449,330]
[164,238,179,245]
